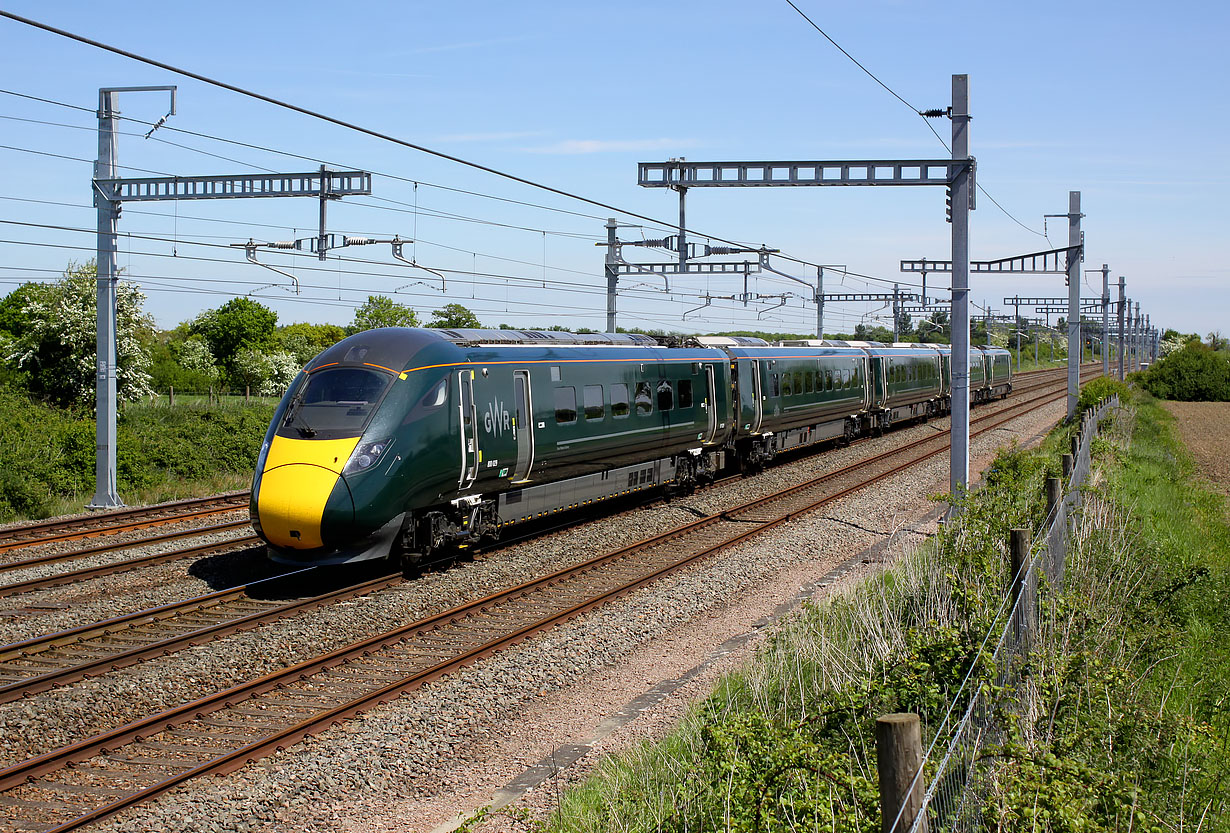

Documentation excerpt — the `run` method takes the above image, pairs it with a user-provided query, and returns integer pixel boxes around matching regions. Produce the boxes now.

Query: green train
[250,328,1011,568]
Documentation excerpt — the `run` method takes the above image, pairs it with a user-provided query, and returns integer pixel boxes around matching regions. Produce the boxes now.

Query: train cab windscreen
[279,367,393,439]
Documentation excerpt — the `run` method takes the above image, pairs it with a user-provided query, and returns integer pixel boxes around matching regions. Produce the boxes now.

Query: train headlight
[343,438,393,474]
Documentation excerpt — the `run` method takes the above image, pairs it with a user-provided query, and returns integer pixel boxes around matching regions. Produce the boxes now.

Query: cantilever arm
[613,253,670,293]
[389,236,446,292]
[233,239,299,295]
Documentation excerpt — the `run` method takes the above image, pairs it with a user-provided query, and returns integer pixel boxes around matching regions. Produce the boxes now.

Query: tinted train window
[635,382,653,415]
[282,366,392,439]
[793,371,803,396]
[844,369,852,388]
[657,380,673,411]
[584,385,604,420]
[781,373,793,397]
[678,379,693,408]
[612,384,630,418]
[825,370,833,391]
[805,371,814,393]
[555,387,577,424]
[771,373,780,397]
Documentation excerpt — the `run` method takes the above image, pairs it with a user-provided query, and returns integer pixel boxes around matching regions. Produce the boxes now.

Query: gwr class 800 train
[250,328,1011,569]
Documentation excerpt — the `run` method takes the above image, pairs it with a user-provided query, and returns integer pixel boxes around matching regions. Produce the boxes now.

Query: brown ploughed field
[1162,401,1230,499]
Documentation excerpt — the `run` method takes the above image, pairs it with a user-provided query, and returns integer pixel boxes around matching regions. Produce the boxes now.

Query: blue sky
[0,1,1226,339]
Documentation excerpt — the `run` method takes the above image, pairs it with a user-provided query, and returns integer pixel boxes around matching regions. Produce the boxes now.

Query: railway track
[0,493,248,556]
[0,521,255,600]
[0,366,1081,832]
[0,367,1092,707]
[0,365,1090,606]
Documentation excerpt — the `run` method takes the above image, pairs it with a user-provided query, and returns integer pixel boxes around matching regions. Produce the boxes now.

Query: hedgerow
[0,386,272,521]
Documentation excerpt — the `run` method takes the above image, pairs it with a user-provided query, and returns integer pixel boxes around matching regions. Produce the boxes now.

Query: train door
[510,369,535,482]
[457,370,480,489]
[750,361,764,432]
[702,363,718,443]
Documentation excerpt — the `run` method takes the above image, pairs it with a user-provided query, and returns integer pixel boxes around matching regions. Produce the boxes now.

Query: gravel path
[60,394,1067,833]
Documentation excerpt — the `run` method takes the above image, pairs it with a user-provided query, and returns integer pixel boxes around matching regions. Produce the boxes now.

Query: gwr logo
[484,399,511,435]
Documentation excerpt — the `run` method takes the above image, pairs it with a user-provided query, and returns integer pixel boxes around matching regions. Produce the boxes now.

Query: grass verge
[475,391,1228,832]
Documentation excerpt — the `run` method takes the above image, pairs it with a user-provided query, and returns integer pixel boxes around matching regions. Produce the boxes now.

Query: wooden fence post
[1045,477,1062,522]
[1010,529,1035,649]
[1061,453,1073,480]
[876,713,928,832]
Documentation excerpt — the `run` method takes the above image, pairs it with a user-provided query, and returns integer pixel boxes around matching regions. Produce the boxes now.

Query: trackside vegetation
[0,387,273,521]
[493,387,1228,833]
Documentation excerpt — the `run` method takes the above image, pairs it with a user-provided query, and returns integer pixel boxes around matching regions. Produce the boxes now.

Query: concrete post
[876,713,929,833]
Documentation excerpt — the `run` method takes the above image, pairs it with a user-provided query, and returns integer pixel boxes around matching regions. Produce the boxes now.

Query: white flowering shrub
[2,262,154,406]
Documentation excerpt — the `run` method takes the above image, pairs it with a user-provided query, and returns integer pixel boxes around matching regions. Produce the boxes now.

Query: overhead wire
[0,12,902,282]
[0,90,937,296]
[783,0,1047,239]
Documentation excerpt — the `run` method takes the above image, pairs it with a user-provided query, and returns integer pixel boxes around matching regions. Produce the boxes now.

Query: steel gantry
[90,87,372,507]
[901,191,1085,421]
[638,75,977,503]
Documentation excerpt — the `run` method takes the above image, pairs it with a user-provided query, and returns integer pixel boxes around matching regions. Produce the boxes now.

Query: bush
[0,385,274,522]
[1078,376,1130,412]
[1136,342,1230,401]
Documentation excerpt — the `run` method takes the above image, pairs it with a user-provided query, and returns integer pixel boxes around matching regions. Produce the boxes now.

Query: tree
[0,261,154,407]
[348,296,419,334]
[275,322,346,364]
[429,303,482,329]
[232,348,300,396]
[190,298,277,384]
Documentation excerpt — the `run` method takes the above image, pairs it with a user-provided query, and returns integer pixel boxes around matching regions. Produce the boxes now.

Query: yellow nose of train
[255,435,360,550]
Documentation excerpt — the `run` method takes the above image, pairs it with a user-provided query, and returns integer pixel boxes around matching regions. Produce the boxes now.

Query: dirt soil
[1162,401,1230,498]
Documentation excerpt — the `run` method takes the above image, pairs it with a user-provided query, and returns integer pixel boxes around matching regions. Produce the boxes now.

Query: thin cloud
[431,130,549,144]
[395,36,538,56]
[524,138,699,155]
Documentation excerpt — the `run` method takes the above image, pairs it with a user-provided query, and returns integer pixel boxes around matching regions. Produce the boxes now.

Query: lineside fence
[880,394,1121,832]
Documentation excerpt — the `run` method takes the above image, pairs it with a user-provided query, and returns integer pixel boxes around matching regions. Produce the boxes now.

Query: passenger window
[771,373,780,397]
[826,370,833,391]
[844,369,852,388]
[678,379,693,408]
[781,373,793,397]
[611,383,630,418]
[635,382,653,415]
[554,387,577,424]
[657,380,673,411]
[806,371,814,393]
[584,385,604,420]
[793,372,803,396]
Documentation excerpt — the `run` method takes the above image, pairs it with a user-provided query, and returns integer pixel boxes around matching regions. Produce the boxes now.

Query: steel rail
[0,372,1077,832]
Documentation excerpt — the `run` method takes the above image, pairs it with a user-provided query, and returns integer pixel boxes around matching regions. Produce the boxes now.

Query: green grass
[480,389,1229,833]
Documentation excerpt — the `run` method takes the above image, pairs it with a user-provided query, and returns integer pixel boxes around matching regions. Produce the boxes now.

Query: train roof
[428,328,660,347]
